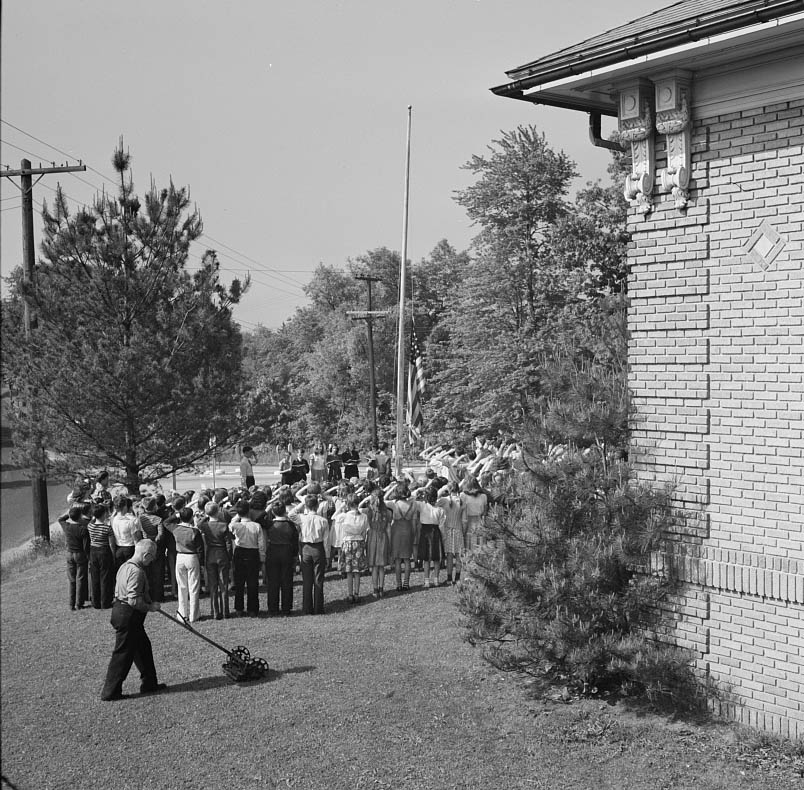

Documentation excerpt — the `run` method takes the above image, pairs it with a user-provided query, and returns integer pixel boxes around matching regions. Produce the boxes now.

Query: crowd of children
[59,437,522,621]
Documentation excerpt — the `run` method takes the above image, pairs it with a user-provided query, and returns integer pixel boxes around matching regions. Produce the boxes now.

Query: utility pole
[2,158,87,541]
[347,274,388,449]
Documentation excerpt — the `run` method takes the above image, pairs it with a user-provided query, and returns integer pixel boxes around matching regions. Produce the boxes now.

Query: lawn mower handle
[156,608,234,658]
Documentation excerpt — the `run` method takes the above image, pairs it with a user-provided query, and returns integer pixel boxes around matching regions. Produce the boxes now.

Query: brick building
[493,1,803,737]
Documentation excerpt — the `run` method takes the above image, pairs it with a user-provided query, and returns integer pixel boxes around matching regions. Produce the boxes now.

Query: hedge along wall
[627,94,803,739]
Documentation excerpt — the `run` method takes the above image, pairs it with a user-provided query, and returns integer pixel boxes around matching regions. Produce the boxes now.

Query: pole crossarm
[346,310,390,319]
[2,163,87,177]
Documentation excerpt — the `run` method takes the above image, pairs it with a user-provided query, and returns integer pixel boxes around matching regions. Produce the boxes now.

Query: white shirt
[334,510,368,542]
[229,516,266,561]
[111,512,138,547]
[416,501,446,528]
[298,512,329,544]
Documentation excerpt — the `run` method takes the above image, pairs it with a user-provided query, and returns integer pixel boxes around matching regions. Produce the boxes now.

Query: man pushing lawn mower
[101,539,167,701]
[101,538,269,700]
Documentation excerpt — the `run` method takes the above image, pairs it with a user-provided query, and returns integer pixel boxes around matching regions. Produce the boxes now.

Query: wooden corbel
[654,72,692,210]
[618,80,655,216]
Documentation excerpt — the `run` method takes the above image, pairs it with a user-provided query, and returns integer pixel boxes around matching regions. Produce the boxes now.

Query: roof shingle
[505,0,804,84]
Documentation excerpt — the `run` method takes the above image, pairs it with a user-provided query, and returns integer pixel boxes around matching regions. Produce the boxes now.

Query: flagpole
[395,105,412,479]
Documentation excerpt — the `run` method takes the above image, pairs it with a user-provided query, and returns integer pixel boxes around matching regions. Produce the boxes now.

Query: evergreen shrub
[459,299,706,711]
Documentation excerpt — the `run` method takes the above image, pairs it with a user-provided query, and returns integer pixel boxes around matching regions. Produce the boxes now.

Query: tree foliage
[238,125,630,453]
[1,140,248,489]
[422,126,629,443]
[459,303,699,707]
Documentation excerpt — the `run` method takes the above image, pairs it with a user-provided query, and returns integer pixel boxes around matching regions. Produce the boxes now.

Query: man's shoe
[140,682,168,695]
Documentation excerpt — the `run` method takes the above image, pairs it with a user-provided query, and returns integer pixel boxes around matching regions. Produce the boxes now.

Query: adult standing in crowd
[59,504,91,610]
[374,443,391,479]
[240,445,257,489]
[279,450,294,487]
[326,444,343,484]
[88,502,116,609]
[295,494,329,615]
[343,443,360,481]
[309,445,328,485]
[291,448,310,485]
[173,507,204,623]
[100,539,166,701]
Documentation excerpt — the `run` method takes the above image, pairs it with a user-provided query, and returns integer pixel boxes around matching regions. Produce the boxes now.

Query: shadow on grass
[161,665,316,694]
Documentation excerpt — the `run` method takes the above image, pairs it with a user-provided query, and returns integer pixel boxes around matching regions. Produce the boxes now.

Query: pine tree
[460,300,699,707]
[1,140,248,490]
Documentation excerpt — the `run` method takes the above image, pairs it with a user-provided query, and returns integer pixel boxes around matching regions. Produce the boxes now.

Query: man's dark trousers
[233,547,260,614]
[301,542,325,614]
[266,545,295,614]
[90,547,114,609]
[66,550,89,609]
[101,601,158,699]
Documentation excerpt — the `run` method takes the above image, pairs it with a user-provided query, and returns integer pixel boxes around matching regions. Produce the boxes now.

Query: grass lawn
[1,554,801,790]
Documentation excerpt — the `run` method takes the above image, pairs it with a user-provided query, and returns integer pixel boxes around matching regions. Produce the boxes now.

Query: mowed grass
[1,554,801,790]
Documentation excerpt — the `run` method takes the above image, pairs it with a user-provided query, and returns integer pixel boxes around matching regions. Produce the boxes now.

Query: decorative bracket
[618,80,655,215]
[654,72,692,209]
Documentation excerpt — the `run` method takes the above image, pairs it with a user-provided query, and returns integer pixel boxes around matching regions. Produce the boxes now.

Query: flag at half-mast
[407,323,425,442]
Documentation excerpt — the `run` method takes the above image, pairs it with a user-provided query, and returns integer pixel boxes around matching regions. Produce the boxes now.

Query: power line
[1,140,53,162]
[193,244,305,293]
[197,233,305,290]
[184,250,305,298]
[1,119,117,188]
[3,120,308,288]
[2,120,312,305]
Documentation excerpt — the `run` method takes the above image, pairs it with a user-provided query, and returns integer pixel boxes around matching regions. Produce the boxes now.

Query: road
[0,465,281,552]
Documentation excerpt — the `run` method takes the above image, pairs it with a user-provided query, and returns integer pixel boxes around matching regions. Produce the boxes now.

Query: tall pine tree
[1,140,248,489]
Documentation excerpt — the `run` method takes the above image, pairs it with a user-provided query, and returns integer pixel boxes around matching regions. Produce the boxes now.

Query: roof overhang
[492,4,804,115]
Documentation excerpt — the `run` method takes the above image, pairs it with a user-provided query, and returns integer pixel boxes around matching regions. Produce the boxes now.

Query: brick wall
[628,98,804,738]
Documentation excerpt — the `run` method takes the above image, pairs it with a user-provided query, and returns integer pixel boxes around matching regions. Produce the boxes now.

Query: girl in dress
[362,485,392,597]
[436,482,466,585]
[329,480,352,571]
[460,474,488,553]
[416,486,446,588]
[334,493,368,603]
[385,482,419,591]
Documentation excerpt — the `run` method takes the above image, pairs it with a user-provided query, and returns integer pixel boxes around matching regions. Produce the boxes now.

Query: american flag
[406,323,425,443]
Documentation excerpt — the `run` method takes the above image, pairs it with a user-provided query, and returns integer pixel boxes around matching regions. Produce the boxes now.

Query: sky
[1,0,670,331]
